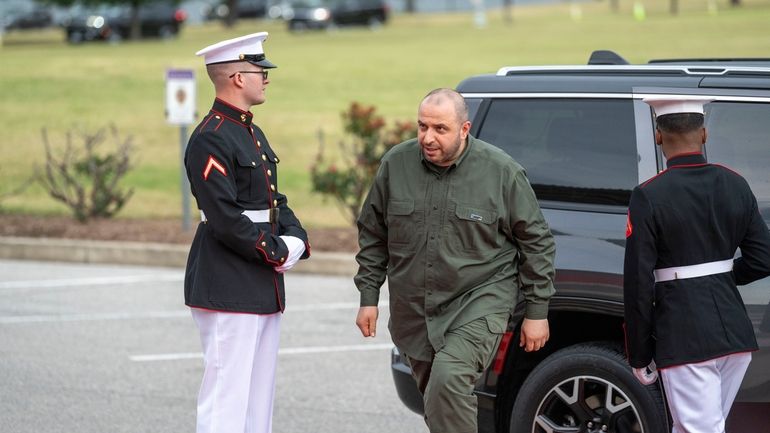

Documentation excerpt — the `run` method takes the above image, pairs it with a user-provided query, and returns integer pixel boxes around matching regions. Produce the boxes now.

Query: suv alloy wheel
[510,343,667,433]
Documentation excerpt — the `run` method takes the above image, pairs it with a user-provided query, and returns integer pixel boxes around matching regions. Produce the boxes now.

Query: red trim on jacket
[712,163,742,177]
[272,274,283,312]
[197,114,215,133]
[210,109,250,129]
[640,163,709,188]
[215,97,252,117]
[255,232,282,266]
[640,169,668,188]
[189,306,282,316]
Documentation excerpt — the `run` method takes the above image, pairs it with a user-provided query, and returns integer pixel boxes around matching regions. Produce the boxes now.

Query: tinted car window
[477,98,638,206]
[705,101,770,222]
[465,97,482,124]
[293,0,325,6]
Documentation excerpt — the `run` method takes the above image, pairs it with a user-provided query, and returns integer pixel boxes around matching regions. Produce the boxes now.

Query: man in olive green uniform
[354,88,555,433]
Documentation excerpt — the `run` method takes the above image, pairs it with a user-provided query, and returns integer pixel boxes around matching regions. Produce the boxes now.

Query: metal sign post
[165,69,196,231]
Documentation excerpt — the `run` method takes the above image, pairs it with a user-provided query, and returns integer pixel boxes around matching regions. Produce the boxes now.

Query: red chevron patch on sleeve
[625,212,633,238]
[203,155,227,180]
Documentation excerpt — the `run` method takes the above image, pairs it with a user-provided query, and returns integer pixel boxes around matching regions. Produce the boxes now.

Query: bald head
[421,88,469,124]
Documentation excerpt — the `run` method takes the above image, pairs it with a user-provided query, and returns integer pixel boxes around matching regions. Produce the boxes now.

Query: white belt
[653,259,733,283]
[200,209,274,223]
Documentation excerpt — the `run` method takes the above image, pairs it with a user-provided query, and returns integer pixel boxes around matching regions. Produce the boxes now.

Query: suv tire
[509,342,668,433]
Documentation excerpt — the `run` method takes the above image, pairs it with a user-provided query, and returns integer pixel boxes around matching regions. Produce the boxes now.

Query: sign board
[165,69,196,125]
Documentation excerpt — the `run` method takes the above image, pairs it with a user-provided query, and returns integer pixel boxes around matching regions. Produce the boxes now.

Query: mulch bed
[0,214,358,253]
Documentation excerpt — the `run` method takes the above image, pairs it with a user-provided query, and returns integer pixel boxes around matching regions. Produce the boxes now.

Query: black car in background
[0,0,55,31]
[63,0,187,43]
[390,51,770,432]
[1,8,53,31]
[285,0,388,31]
[204,0,268,21]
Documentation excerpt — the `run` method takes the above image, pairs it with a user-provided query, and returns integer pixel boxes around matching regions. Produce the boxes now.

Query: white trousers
[191,308,282,433]
[660,352,752,433]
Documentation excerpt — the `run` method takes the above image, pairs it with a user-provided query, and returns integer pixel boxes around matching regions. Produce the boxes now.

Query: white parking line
[0,302,388,324]
[0,273,184,290]
[130,343,394,362]
[0,310,189,324]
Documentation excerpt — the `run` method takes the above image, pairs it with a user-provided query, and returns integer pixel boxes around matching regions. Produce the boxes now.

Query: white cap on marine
[643,96,714,116]
[195,32,277,68]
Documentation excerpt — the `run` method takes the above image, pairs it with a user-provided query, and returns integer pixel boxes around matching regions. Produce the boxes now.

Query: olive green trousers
[406,314,505,433]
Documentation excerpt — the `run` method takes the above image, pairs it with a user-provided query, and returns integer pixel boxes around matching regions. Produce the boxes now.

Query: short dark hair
[655,113,704,134]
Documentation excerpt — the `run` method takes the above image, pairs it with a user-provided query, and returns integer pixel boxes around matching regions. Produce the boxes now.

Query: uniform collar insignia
[212,98,253,126]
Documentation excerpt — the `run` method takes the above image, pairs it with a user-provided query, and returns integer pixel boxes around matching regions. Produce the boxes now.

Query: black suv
[391,51,770,432]
[204,0,268,21]
[0,2,53,31]
[63,1,186,44]
[285,0,388,31]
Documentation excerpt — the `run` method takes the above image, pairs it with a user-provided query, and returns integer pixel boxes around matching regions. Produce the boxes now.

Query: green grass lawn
[1,0,770,227]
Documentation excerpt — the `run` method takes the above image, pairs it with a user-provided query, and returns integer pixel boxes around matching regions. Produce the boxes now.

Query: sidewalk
[0,236,358,276]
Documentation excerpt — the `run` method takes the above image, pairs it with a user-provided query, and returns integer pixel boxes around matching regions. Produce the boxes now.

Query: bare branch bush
[37,125,135,222]
[0,168,33,209]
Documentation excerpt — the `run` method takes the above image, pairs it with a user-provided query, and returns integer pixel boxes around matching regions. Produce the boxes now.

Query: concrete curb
[0,236,358,276]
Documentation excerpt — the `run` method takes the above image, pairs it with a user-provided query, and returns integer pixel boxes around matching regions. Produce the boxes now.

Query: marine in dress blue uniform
[184,32,310,433]
[623,97,770,433]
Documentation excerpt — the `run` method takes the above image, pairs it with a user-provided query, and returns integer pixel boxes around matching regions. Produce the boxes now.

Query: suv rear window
[476,98,638,207]
[705,101,770,222]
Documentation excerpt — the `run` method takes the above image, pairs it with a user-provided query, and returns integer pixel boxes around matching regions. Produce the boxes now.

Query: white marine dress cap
[195,32,276,69]
[643,96,714,116]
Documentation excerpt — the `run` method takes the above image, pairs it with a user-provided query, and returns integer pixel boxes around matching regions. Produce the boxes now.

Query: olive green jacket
[354,135,556,361]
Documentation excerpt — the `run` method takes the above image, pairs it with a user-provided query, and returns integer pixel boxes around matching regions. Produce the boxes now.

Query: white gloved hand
[275,235,305,273]
[632,360,658,385]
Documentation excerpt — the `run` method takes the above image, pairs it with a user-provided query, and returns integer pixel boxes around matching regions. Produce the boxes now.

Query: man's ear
[702,127,708,145]
[233,74,246,89]
[460,120,471,140]
[655,129,663,146]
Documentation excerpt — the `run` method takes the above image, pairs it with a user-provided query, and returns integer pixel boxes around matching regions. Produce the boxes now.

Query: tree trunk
[670,0,679,15]
[224,0,238,27]
[404,0,416,13]
[503,0,513,24]
[129,1,141,40]
[730,0,741,5]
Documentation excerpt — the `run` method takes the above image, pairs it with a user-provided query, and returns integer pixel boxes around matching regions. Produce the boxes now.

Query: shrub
[0,168,32,210]
[311,102,416,225]
[37,125,135,222]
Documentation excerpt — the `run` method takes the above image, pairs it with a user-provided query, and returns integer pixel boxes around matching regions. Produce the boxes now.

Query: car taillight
[492,331,514,375]
[174,9,187,22]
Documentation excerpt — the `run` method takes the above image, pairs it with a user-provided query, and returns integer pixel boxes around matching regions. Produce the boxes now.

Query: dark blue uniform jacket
[184,98,310,314]
[624,152,770,369]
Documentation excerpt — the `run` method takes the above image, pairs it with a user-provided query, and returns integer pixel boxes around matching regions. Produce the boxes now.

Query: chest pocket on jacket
[387,200,422,248]
[449,205,499,251]
[234,153,262,201]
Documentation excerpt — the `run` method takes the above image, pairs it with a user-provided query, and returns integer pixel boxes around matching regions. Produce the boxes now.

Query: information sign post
[165,69,196,231]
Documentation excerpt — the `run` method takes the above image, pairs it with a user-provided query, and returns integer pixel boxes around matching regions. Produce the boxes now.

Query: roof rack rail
[495,65,770,77]
[649,58,770,65]
[588,50,629,65]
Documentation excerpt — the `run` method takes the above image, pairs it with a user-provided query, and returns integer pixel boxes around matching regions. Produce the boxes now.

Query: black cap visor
[208,54,277,69]
[244,53,277,69]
